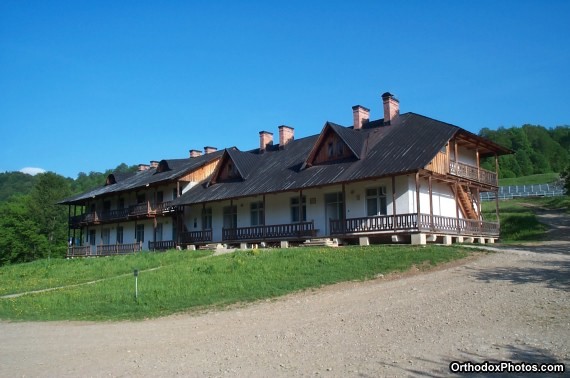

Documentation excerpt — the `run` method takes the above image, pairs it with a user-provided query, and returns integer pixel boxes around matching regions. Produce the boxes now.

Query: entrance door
[324,192,344,235]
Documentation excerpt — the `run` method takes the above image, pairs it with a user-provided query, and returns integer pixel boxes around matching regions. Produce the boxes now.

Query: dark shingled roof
[172,112,493,206]
[59,150,224,205]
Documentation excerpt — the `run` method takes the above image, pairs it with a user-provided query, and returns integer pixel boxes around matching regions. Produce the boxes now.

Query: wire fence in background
[481,182,566,201]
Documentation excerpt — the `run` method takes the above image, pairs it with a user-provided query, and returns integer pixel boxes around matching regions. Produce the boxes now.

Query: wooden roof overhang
[454,130,513,158]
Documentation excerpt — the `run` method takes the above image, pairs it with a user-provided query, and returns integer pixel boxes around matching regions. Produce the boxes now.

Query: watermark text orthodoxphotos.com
[449,360,565,374]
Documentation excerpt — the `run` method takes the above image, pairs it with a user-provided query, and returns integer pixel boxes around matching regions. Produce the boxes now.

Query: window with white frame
[366,187,387,216]
[291,196,307,222]
[250,201,264,226]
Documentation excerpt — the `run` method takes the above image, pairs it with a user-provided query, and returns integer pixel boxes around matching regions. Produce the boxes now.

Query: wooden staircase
[452,185,478,220]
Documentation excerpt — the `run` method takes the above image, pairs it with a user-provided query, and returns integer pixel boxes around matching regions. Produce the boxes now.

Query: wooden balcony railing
[67,245,91,257]
[95,242,143,256]
[152,201,182,215]
[69,201,183,227]
[180,230,213,244]
[67,242,144,257]
[449,161,497,186]
[330,213,499,237]
[222,221,316,241]
[99,208,130,222]
[148,240,176,251]
[129,202,151,217]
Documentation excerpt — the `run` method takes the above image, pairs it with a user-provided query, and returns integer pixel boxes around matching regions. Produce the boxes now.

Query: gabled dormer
[208,148,252,185]
[302,122,365,169]
[155,159,171,174]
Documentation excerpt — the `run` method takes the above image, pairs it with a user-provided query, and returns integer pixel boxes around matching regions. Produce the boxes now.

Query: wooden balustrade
[148,240,176,251]
[449,161,497,186]
[180,230,213,244]
[330,214,419,234]
[99,208,130,222]
[330,213,499,237]
[71,200,184,227]
[222,221,316,241]
[66,245,91,257]
[95,242,143,256]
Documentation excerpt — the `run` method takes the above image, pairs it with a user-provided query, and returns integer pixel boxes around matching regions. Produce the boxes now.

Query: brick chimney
[352,105,370,130]
[204,146,217,154]
[259,131,273,152]
[278,125,294,148]
[150,160,159,168]
[382,92,399,125]
[189,149,202,158]
[138,164,150,171]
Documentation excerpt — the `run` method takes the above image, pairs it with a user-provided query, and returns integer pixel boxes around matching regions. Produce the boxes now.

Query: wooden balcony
[330,213,499,237]
[222,221,316,242]
[99,208,130,222]
[180,230,213,244]
[449,161,497,186]
[69,201,183,227]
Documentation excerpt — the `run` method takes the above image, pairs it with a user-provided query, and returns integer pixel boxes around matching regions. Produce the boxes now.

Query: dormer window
[336,141,344,156]
[302,122,362,169]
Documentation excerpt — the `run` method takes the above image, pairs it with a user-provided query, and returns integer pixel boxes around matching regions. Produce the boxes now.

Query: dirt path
[1,209,569,377]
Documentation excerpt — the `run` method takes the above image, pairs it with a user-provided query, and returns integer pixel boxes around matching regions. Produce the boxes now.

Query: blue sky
[1,0,569,178]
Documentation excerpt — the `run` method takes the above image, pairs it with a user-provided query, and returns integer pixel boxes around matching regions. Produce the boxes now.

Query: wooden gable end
[178,158,221,183]
[425,142,450,175]
[209,152,243,185]
[305,126,356,167]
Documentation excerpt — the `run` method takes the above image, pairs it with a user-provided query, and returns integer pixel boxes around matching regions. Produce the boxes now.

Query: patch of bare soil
[1,208,568,377]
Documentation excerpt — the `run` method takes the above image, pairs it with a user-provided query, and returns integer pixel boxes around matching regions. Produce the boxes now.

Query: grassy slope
[0,245,471,321]
[482,195,569,242]
[498,173,560,186]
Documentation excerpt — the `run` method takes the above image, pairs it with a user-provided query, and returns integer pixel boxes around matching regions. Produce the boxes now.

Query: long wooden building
[60,91,511,256]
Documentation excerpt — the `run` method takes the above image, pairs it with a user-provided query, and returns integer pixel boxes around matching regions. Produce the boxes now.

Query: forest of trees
[0,163,137,265]
[0,124,569,266]
[479,125,570,178]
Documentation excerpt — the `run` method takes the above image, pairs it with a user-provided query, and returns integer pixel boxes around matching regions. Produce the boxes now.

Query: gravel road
[1,207,568,377]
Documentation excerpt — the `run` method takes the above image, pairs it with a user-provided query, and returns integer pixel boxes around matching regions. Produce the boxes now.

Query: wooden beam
[428,174,433,231]
[476,148,480,182]
[262,194,266,226]
[392,176,396,230]
[454,180,460,234]
[454,139,459,163]
[342,183,346,221]
[415,172,420,221]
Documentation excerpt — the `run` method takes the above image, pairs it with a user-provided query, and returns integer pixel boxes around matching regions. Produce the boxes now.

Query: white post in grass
[134,269,139,299]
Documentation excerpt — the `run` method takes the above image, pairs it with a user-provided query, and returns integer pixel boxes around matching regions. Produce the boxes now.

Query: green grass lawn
[0,245,472,321]
[482,195,570,242]
[498,173,560,186]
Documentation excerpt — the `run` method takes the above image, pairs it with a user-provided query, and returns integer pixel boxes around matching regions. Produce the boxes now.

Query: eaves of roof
[59,150,224,205]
